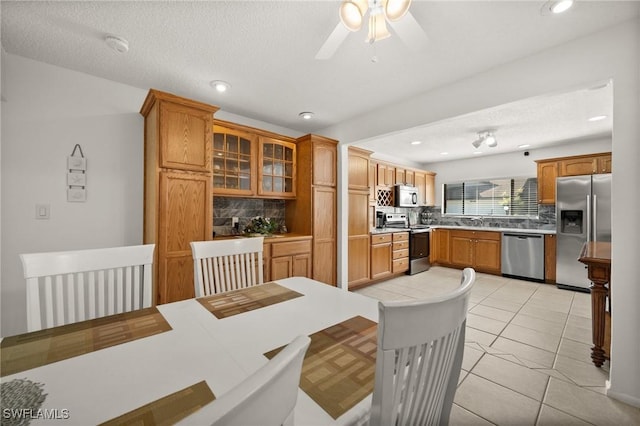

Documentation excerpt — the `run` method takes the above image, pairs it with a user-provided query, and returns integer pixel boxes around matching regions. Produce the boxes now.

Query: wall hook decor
[67,144,86,202]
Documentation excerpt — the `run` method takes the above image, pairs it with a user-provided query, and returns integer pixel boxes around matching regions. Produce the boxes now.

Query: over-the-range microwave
[394,185,418,207]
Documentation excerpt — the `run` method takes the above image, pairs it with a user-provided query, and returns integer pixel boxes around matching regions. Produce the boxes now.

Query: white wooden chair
[179,335,311,426]
[20,244,155,332]
[190,238,264,297]
[369,267,476,426]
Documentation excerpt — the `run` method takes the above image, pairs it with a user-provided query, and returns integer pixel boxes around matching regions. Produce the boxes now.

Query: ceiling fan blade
[388,11,428,52]
[315,23,350,60]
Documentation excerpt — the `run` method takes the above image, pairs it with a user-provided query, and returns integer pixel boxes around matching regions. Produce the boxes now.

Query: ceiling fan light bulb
[340,1,365,31]
[385,0,412,21]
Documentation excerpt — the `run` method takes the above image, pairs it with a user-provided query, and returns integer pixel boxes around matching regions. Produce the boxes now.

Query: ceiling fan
[315,0,428,60]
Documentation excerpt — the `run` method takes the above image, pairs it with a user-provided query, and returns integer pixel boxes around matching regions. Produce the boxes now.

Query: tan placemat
[99,380,215,426]
[197,282,303,319]
[1,307,172,377]
[265,316,377,420]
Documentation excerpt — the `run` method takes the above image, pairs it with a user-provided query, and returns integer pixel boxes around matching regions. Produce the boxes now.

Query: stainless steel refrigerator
[556,174,611,291]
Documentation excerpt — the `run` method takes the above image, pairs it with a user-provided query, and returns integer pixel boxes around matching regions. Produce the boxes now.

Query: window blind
[443,177,538,217]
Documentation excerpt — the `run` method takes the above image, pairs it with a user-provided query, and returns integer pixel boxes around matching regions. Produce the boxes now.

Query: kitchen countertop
[371,225,555,235]
[214,233,312,242]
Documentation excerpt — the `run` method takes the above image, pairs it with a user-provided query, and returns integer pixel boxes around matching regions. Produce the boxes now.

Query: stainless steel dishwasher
[501,233,545,281]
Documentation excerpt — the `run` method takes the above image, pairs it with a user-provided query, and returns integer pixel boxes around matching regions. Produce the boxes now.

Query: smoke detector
[105,35,129,53]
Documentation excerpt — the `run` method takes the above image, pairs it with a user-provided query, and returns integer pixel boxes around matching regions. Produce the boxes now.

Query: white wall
[426,136,612,204]
[0,54,148,336]
[0,54,301,337]
[324,19,640,406]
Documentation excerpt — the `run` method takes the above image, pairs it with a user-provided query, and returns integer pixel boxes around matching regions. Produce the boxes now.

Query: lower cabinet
[371,234,393,280]
[264,238,312,281]
[392,232,409,273]
[370,232,409,281]
[430,228,450,264]
[437,229,501,274]
[545,234,556,283]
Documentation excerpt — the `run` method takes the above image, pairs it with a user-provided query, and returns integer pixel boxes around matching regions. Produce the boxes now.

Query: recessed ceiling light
[298,112,314,120]
[518,144,531,148]
[210,80,231,93]
[411,141,422,145]
[588,115,607,122]
[105,35,129,53]
[440,152,449,156]
[541,0,574,15]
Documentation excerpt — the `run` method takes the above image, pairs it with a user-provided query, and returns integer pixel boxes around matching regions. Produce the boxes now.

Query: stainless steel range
[408,225,430,275]
[382,213,430,275]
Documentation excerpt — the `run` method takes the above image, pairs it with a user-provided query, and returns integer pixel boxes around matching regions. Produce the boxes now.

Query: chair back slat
[190,238,264,297]
[20,244,155,332]
[370,268,475,426]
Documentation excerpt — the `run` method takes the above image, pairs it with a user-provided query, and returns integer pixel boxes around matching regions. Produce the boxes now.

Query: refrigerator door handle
[593,194,598,242]
[586,195,591,243]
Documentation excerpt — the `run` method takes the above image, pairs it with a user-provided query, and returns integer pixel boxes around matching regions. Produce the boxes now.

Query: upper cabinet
[213,120,297,198]
[212,124,256,196]
[536,160,558,205]
[348,148,371,190]
[536,152,612,205]
[258,137,296,198]
[372,160,436,207]
[141,90,217,174]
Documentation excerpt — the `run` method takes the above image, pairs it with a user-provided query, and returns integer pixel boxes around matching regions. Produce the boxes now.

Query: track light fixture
[472,131,498,149]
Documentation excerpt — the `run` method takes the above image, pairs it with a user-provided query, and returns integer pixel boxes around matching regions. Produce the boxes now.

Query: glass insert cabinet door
[212,126,255,195]
[258,137,296,197]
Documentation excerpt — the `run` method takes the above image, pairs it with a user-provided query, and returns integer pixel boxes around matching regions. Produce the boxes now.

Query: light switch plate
[36,204,50,219]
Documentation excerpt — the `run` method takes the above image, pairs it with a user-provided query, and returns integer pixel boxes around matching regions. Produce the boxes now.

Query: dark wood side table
[578,241,611,367]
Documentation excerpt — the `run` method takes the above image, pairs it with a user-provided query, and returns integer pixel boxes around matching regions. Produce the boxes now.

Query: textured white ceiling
[1,1,637,163]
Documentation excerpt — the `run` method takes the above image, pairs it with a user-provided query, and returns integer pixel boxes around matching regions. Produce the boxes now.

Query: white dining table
[1,277,380,426]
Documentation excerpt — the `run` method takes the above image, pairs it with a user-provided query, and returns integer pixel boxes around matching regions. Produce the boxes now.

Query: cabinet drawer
[393,241,409,251]
[450,230,500,241]
[393,232,409,242]
[271,240,311,257]
[371,234,392,244]
[392,249,409,259]
[393,258,409,273]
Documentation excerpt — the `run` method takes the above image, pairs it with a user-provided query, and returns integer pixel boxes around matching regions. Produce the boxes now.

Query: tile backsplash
[376,204,556,230]
[213,197,286,236]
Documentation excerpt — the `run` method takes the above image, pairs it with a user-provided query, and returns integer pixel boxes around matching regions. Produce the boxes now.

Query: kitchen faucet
[470,216,484,226]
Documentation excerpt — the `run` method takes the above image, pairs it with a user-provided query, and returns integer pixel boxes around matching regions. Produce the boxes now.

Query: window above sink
[443,176,538,218]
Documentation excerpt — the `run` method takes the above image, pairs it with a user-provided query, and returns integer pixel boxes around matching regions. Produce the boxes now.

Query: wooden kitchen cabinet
[430,228,450,265]
[536,160,558,205]
[212,124,256,196]
[141,89,218,305]
[287,135,338,285]
[449,230,501,274]
[348,147,373,288]
[392,232,409,273]
[258,137,296,198]
[536,152,612,205]
[371,233,393,280]
[559,157,599,176]
[369,161,377,203]
[349,149,371,190]
[264,238,312,281]
[545,234,557,283]
[265,239,311,281]
[377,163,395,186]
[424,172,436,206]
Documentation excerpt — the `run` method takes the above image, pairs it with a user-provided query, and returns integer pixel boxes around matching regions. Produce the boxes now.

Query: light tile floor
[354,266,640,425]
